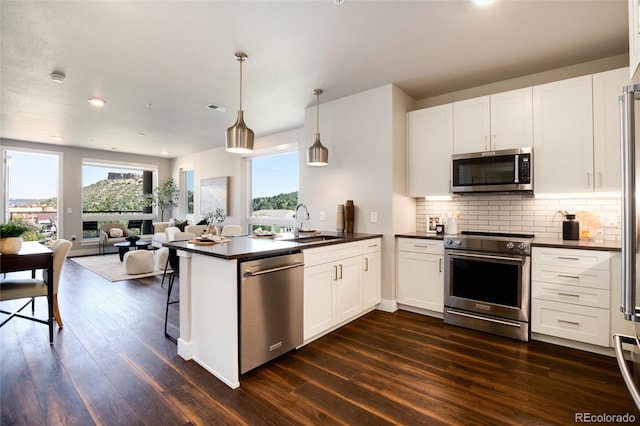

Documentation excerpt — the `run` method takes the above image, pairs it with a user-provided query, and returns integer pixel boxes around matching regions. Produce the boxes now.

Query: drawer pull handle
[558,319,580,326]
[557,274,580,280]
[368,243,378,248]
[557,256,580,261]
[558,292,580,298]
[413,244,428,248]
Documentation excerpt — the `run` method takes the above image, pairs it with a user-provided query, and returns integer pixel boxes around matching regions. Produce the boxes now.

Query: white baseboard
[376,298,397,313]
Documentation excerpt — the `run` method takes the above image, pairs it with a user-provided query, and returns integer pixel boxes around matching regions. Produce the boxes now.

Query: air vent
[207,103,229,112]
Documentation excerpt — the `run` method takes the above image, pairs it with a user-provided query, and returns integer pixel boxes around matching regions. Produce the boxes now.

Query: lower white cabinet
[397,238,444,314]
[303,238,381,342]
[531,247,611,347]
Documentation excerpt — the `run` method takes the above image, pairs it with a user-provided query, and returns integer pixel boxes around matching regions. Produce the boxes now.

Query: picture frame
[427,215,441,233]
[200,176,230,216]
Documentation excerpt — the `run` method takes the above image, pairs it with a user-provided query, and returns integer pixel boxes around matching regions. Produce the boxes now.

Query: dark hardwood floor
[1,257,638,425]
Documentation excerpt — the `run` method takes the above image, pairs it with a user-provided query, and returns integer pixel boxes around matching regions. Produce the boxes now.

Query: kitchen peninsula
[166,232,382,388]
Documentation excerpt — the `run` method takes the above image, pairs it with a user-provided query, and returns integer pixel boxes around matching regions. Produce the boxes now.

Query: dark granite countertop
[166,231,382,260]
[395,232,620,252]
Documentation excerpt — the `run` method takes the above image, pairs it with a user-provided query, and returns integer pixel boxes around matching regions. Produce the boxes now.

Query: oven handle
[447,251,525,263]
[613,334,640,410]
[446,309,522,328]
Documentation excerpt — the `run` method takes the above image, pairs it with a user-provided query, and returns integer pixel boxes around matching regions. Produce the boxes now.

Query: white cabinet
[453,87,533,154]
[397,238,444,314]
[407,104,453,197]
[303,239,381,343]
[593,68,629,192]
[362,239,382,309]
[531,247,611,347]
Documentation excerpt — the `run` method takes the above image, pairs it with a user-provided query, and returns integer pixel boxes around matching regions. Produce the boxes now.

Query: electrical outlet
[71,235,76,241]
[320,211,326,221]
[600,213,617,227]
[371,212,377,223]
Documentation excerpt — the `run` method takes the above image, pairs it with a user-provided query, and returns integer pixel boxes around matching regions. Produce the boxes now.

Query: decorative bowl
[125,235,141,243]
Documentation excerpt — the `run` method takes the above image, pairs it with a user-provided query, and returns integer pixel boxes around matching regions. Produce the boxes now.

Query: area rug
[71,254,166,282]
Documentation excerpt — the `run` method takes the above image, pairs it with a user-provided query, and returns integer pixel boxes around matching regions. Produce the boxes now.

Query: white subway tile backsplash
[416,194,622,242]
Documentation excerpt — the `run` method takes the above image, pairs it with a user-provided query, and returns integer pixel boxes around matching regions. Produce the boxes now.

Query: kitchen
[2,1,640,423]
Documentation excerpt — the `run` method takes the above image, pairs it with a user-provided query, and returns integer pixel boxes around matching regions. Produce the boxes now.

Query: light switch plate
[371,212,377,223]
[600,213,617,227]
[319,211,326,221]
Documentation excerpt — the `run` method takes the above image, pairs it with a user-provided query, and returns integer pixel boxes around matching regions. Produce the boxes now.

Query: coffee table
[113,240,150,261]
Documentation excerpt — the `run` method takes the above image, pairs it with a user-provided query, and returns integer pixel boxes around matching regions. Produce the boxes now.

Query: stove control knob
[506,242,515,250]
[454,239,462,246]
[445,239,452,245]
[518,243,528,251]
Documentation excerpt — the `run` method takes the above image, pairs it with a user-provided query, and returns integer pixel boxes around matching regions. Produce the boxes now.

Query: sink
[281,235,343,243]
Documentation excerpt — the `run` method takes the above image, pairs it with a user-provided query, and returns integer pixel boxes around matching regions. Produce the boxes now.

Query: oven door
[444,250,530,322]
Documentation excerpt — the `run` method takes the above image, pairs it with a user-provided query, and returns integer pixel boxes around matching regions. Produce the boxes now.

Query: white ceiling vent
[207,103,229,112]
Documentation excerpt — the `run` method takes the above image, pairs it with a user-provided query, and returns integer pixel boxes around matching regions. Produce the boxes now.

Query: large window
[81,160,156,238]
[3,149,60,244]
[247,148,298,233]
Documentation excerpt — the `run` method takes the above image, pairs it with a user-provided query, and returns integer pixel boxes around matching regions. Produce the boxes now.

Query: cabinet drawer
[398,238,443,255]
[531,281,610,309]
[532,247,610,271]
[531,299,610,346]
[531,265,610,290]
[304,241,361,267]
[362,238,382,254]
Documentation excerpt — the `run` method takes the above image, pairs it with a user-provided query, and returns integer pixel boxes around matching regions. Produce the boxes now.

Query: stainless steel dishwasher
[239,252,304,374]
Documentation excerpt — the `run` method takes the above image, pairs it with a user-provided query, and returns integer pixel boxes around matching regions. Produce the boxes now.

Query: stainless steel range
[443,231,533,342]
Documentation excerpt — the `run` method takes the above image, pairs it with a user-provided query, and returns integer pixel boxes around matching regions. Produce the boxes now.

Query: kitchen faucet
[293,203,310,237]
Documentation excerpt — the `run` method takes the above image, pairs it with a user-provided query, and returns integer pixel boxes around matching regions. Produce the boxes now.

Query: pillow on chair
[109,228,124,238]
[174,220,188,232]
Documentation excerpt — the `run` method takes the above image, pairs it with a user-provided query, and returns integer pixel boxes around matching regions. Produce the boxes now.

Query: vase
[345,200,355,234]
[0,236,23,254]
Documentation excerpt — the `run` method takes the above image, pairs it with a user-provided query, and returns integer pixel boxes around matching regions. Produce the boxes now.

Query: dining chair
[220,225,242,236]
[0,239,72,330]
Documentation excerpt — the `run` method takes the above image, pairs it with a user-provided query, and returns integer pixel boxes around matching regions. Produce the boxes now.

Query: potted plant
[0,221,34,254]
[204,208,226,234]
[145,178,180,221]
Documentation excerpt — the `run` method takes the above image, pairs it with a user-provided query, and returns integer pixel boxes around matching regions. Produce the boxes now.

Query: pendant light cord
[239,57,243,111]
[316,91,320,134]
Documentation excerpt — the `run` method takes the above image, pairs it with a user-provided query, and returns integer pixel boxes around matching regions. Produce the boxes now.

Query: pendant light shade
[307,89,329,166]
[226,52,254,154]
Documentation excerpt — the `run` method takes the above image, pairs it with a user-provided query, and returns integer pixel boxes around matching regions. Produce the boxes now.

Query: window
[247,148,298,233]
[81,160,156,239]
[184,169,194,216]
[3,149,60,244]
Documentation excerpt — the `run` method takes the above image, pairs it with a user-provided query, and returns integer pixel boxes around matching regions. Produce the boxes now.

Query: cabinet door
[533,75,594,193]
[490,87,533,150]
[303,263,335,340]
[593,68,628,192]
[453,96,490,154]
[407,105,453,196]
[335,257,362,323]
[363,250,381,309]
[397,251,444,312]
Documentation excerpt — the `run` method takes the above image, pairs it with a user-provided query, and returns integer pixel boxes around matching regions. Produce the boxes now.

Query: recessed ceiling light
[137,132,146,137]
[160,150,168,155]
[88,97,106,107]
[51,135,64,141]
[473,0,494,5]
[50,72,65,83]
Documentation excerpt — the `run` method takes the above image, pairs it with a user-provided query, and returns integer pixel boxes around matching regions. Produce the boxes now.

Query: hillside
[83,175,145,212]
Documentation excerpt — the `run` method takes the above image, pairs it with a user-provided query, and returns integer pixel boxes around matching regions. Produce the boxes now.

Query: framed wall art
[200,176,230,216]
[427,215,441,234]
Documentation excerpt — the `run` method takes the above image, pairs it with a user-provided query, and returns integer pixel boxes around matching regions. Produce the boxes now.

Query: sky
[6,151,58,199]
[251,151,298,198]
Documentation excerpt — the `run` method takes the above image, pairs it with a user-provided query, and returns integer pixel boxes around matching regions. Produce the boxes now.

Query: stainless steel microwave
[451,147,533,194]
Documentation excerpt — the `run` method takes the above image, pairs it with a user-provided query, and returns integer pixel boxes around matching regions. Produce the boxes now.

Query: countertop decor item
[336,204,345,233]
[226,52,254,154]
[307,89,329,166]
[345,200,355,234]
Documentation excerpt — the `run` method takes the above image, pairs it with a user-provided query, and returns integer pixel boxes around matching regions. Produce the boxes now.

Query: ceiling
[0,0,629,158]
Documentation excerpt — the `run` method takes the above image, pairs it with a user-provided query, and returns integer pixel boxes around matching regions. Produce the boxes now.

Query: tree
[145,178,180,221]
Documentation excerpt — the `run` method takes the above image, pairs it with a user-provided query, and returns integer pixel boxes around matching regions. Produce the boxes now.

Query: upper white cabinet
[453,87,533,154]
[407,104,453,197]
[533,75,594,193]
[593,68,629,192]
[534,70,629,194]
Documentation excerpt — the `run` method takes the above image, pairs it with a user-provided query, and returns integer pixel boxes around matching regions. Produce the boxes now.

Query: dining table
[0,241,54,343]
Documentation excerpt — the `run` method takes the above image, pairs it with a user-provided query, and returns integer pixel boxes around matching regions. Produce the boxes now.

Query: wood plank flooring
[1,258,638,425]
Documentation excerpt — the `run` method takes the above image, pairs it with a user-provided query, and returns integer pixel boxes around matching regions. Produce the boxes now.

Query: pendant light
[226,52,254,154]
[307,89,329,166]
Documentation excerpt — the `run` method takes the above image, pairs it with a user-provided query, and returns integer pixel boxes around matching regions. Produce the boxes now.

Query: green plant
[145,178,180,221]
[204,208,226,225]
[0,221,34,238]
